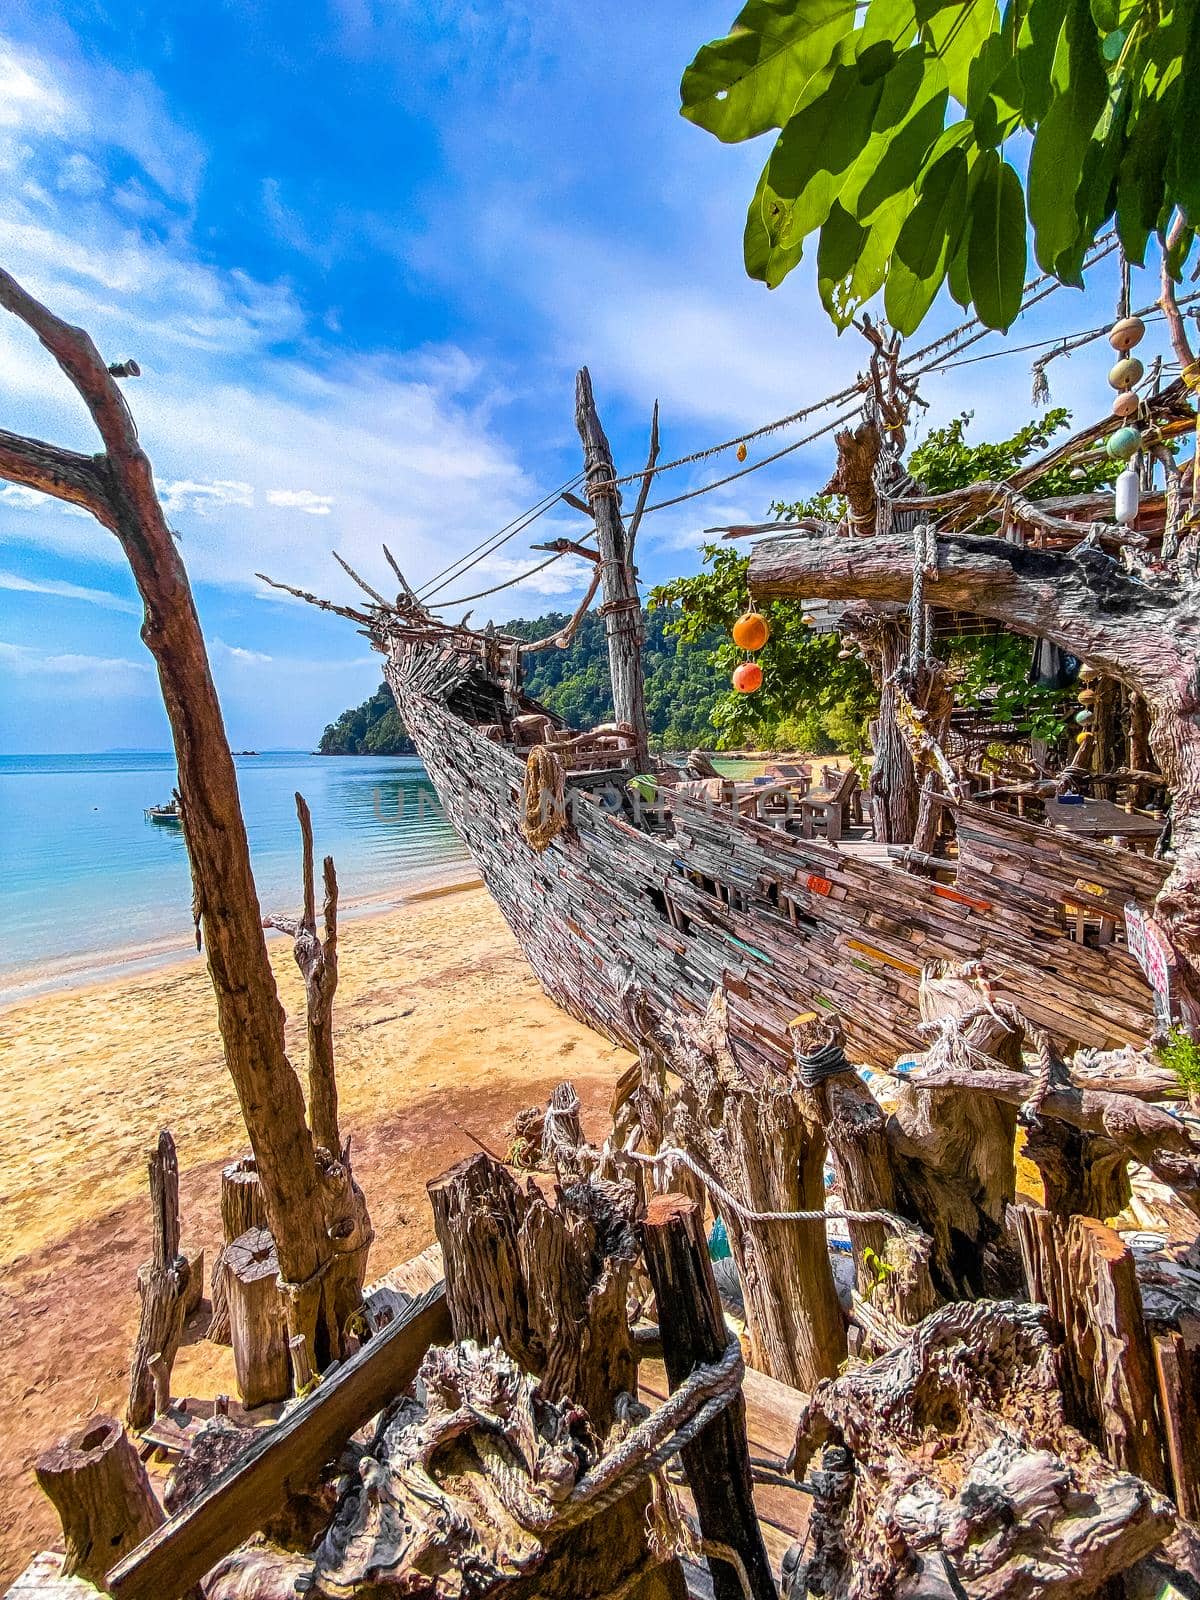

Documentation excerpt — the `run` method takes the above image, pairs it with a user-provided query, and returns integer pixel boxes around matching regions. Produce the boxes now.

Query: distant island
[318,607,727,755]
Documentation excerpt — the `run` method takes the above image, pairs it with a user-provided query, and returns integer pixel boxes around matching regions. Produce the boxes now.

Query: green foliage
[649,544,876,753]
[318,685,415,755]
[503,607,730,751]
[1156,1027,1200,1105]
[682,0,1197,331]
[949,631,1073,743]
[907,407,1116,497]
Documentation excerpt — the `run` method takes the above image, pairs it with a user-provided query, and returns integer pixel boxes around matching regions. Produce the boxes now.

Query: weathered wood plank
[106,1283,450,1600]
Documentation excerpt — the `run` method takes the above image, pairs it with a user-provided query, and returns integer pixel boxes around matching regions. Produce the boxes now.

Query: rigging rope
[417,470,587,601]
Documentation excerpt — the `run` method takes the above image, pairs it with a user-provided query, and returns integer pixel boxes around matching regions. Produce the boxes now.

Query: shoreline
[0,862,483,1008]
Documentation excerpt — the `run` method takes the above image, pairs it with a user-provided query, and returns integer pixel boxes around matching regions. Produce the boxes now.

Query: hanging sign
[1124,901,1175,1027]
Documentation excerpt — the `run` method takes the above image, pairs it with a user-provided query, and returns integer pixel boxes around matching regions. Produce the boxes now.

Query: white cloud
[212,638,275,666]
[56,150,103,196]
[0,570,139,612]
[0,39,68,132]
[266,488,334,515]
[158,479,255,516]
[0,639,152,690]
[0,484,48,511]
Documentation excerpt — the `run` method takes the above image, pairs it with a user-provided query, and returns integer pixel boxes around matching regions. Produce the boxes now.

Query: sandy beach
[0,884,630,1585]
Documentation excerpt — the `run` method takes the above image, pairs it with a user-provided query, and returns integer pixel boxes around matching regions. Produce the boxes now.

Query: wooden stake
[641,1192,776,1600]
[1152,1330,1200,1519]
[224,1227,290,1410]
[127,1132,191,1431]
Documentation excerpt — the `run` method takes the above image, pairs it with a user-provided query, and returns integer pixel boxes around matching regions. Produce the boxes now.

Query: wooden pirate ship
[267,354,1200,1076]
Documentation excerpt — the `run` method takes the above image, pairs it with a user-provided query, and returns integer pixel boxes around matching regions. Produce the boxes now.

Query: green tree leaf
[1016,0,1068,122]
[1027,0,1107,273]
[1168,2,1200,224]
[817,197,909,328]
[967,152,1027,327]
[744,163,806,285]
[922,0,1001,103]
[885,135,974,332]
[680,0,857,142]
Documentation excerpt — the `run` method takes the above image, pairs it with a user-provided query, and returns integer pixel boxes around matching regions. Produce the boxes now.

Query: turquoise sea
[0,752,473,999]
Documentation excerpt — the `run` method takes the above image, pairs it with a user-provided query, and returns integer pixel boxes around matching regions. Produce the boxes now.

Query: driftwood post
[36,1416,162,1590]
[0,270,348,1376]
[209,1157,267,1346]
[641,1192,776,1600]
[127,1131,191,1430]
[264,792,340,1155]
[224,1227,290,1409]
[575,366,650,771]
[639,988,846,1391]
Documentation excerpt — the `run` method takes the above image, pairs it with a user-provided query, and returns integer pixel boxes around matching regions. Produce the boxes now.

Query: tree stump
[890,968,1022,1297]
[35,1415,162,1589]
[210,1158,268,1346]
[127,1131,192,1431]
[635,988,846,1391]
[225,1227,290,1409]
[641,1192,776,1600]
[787,1300,1174,1599]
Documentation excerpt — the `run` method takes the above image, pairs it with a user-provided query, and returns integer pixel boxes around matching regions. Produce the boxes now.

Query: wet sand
[0,885,629,1583]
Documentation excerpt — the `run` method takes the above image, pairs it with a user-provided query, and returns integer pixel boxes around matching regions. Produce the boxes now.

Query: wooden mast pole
[575,367,650,770]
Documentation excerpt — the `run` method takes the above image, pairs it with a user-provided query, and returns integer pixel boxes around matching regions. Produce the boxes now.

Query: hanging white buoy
[1115,463,1140,525]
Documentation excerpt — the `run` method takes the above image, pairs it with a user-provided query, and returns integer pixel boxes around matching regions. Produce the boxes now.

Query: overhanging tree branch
[0,429,118,529]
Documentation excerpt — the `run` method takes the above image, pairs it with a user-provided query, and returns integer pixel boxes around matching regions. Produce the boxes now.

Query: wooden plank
[106,1283,450,1600]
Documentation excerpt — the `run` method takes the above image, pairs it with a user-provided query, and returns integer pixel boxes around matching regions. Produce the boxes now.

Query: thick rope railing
[627,1145,909,1231]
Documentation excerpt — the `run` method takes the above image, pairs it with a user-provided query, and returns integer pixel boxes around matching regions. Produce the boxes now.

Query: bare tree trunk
[841,608,918,843]
[0,272,343,1373]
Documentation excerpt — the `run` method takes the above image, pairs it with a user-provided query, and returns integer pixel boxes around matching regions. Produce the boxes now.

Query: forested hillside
[318,606,731,754]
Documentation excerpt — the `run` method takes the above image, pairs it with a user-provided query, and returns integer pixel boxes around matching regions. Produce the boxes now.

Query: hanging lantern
[1112,390,1140,420]
[732,611,770,651]
[1106,425,1142,461]
[736,442,748,462]
[732,661,763,694]
[1108,315,1146,352]
[1108,356,1144,391]
[1115,464,1140,525]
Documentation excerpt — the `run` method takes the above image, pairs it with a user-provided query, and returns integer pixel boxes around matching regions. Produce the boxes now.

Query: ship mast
[574,366,650,770]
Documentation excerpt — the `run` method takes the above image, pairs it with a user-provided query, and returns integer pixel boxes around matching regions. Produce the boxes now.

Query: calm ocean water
[0,752,472,995]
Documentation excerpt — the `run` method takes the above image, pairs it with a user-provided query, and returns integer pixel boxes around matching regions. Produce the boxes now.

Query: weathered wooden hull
[389,657,1163,1072]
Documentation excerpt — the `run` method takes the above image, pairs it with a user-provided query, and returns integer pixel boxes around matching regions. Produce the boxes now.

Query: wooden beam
[106,1283,450,1600]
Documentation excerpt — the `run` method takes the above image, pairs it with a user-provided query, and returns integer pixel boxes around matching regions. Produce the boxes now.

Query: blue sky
[0,1,1149,752]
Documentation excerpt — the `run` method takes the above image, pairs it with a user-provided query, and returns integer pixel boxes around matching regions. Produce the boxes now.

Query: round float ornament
[732,611,770,651]
[1106,425,1142,461]
[1108,316,1146,352]
[1112,390,1140,419]
[732,661,763,694]
[1108,356,1144,391]
[736,442,748,462]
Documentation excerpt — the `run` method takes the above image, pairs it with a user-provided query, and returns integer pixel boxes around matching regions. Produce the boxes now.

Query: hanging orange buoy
[732,611,770,651]
[732,661,763,694]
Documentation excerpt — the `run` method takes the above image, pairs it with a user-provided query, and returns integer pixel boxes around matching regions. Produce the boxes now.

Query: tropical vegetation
[682,0,1198,331]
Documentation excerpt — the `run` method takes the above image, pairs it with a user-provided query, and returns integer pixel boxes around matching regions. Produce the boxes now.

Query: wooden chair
[799,765,860,843]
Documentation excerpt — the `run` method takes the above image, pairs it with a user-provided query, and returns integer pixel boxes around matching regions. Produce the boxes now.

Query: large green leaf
[922,0,1001,104]
[762,45,892,235]
[1027,0,1106,272]
[680,0,857,142]
[886,137,975,331]
[817,190,910,326]
[849,46,949,222]
[1168,2,1200,223]
[966,152,1027,327]
[1016,0,1068,122]
[744,164,805,286]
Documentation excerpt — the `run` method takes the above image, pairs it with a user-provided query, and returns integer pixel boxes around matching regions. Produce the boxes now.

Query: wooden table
[1044,797,1163,850]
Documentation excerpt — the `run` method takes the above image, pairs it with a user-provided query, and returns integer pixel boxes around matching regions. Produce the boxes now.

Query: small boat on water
[144,799,183,827]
